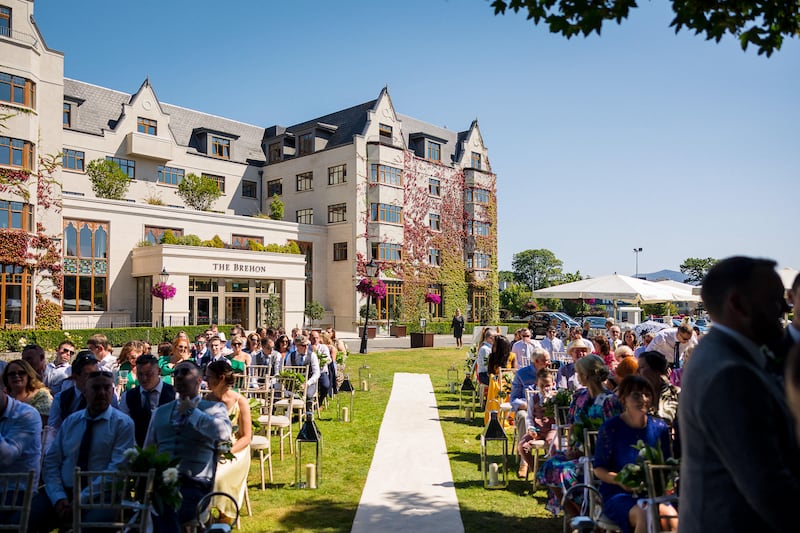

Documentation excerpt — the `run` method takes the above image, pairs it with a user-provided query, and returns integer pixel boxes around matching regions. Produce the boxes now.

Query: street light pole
[159,267,169,327]
[633,248,642,279]
[359,260,378,354]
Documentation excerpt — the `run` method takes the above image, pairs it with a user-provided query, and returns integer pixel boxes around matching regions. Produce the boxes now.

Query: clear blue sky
[35,0,800,277]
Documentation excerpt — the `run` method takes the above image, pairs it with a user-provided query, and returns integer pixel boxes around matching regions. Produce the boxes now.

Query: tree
[680,257,718,285]
[562,270,583,284]
[498,270,515,283]
[262,293,281,328]
[304,300,325,327]
[512,249,564,290]
[490,0,798,56]
[499,283,532,317]
[177,173,222,211]
[269,194,284,220]
[85,159,130,200]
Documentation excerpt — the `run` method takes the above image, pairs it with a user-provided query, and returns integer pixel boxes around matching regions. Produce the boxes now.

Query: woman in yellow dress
[484,335,514,425]
[205,359,252,523]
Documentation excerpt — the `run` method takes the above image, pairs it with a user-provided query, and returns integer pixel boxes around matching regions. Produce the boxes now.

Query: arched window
[62,219,109,312]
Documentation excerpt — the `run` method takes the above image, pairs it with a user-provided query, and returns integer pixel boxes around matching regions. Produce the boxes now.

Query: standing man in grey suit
[679,257,800,532]
[144,361,231,532]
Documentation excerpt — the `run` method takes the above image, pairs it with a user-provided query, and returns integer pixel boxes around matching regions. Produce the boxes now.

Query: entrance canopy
[532,274,680,304]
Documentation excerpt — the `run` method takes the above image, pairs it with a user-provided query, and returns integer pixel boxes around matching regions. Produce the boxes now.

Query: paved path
[351,373,464,533]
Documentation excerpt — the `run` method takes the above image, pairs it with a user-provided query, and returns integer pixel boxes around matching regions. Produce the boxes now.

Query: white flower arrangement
[162,467,179,486]
[123,447,140,462]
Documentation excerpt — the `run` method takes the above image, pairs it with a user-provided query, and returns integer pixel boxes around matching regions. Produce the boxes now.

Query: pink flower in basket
[356,278,387,300]
[424,293,441,305]
[151,282,177,300]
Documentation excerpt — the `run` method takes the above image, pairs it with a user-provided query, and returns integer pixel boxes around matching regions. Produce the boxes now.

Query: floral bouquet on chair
[615,440,680,496]
[122,445,182,516]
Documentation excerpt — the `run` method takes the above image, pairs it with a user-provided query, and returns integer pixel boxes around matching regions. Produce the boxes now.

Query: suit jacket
[679,328,800,532]
[124,382,176,446]
[144,398,231,486]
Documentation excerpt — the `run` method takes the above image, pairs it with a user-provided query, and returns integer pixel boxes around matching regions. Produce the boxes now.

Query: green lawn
[239,348,561,532]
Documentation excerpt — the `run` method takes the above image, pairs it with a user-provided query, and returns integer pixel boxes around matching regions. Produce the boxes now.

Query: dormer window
[298,133,313,156]
[268,142,282,163]
[63,103,72,127]
[210,135,231,159]
[471,151,482,170]
[426,141,441,162]
[137,117,157,136]
[379,123,393,141]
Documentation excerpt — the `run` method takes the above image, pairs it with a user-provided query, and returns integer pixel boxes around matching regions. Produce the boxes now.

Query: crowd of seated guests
[0,325,348,530]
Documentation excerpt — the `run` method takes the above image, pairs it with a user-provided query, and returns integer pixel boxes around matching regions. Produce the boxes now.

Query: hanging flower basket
[356,278,387,300]
[151,282,177,300]
[424,293,441,305]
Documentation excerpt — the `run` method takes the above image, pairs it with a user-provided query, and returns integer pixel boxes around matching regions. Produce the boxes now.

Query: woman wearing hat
[537,354,622,516]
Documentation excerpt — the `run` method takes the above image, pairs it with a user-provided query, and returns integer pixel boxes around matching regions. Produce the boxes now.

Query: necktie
[673,341,680,368]
[143,389,155,411]
[77,418,98,471]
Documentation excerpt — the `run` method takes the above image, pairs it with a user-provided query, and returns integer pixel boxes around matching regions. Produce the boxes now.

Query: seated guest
[159,338,193,385]
[0,387,42,527]
[120,354,176,447]
[144,361,232,530]
[474,328,495,386]
[244,333,262,355]
[594,335,615,371]
[511,328,541,368]
[48,352,99,435]
[638,351,680,427]
[227,335,250,372]
[86,334,117,372]
[594,375,676,533]
[192,334,208,364]
[485,335,514,424]
[21,344,46,381]
[29,370,134,533]
[517,368,557,478]
[3,359,52,425]
[199,335,226,370]
[556,339,591,391]
[286,335,321,411]
[541,327,564,357]
[634,332,654,358]
[537,355,621,516]
[116,340,145,392]
[510,348,551,437]
[44,341,76,395]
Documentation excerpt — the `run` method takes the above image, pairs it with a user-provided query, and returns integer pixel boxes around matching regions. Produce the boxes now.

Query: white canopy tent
[778,267,798,290]
[655,280,702,302]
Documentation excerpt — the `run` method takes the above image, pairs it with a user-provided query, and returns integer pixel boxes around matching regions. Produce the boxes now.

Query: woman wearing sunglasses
[158,337,193,385]
[227,335,250,373]
[2,359,53,424]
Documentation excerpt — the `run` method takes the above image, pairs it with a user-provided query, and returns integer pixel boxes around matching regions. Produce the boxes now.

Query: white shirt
[540,336,564,356]
[646,327,698,366]
[511,339,542,367]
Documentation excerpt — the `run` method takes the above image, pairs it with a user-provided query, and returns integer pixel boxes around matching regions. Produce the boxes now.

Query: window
[375,280,402,320]
[466,187,490,204]
[202,173,225,193]
[0,263,31,327]
[0,6,8,37]
[62,102,71,126]
[429,213,441,231]
[296,172,313,192]
[333,242,347,261]
[0,72,34,108]
[328,203,346,223]
[241,180,257,198]
[137,117,157,135]
[143,225,183,245]
[232,234,263,250]
[106,156,135,179]
[428,248,441,266]
[427,141,441,162]
[468,252,491,269]
[428,178,440,196]
[0,200,32,230]
[267,179,282,196]
[371,242,402,262]
[298,133,313,156]
[328,164,346,185]
[468,220,490,236]
[370,164,403,186]
[296,208,313,224]
[157,165,184,185]
[370,203,403,224]
[210,136,230,159]
[268,142,281,163]
[379,123,392,140]
[63,149,85,172]
[0,136,33,170]
[471,151,482,170]
[62,219,109,312]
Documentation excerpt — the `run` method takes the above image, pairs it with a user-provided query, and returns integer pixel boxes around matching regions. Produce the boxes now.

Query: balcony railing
[0,27,39,48]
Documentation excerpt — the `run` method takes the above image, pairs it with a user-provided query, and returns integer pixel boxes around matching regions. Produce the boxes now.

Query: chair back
[232,372,248,391]
[72,467,155,532]
[552,405,573,452]
[641,460,681,533]
[248,364,271,391]
[0,470,35,531]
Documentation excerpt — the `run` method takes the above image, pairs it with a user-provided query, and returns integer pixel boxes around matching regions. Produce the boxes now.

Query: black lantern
[358,363,371,392]
[481,410,508,489]
[158,267,169,327]
[337,375,355,422]
[359,259,379,354]
[295,411,322,489]
[459,375,477,421]
[447,364,459,393]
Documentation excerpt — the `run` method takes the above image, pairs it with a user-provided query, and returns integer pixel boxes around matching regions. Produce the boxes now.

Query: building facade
[0,0,498,331]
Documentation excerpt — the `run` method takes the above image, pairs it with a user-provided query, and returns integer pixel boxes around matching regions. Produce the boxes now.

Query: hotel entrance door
[226,297,248,328]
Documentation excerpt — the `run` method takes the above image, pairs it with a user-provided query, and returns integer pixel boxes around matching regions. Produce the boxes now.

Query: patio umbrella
[634,320,671,338]
[655,280,701,302]
[778,267,799,290]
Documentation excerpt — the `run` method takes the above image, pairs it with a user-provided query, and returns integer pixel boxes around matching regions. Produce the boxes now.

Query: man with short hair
[540,327,564,356]
[47,351,99,435]
[287,335,320,410]
[511,328,542,368]
[192,334,208,363]
[309,330,333,399]
[44,341,76,395]
[145,361,231,530]
[646,323,697,368]
[86,334,117,372]
[199,336,226,369]
[0,387,42,526]
[120,354,176,446]
[510,347,552,473]
[22,344,46,381]
[30,370,134,533]
[608,325,623,350]
[679,257,800,532]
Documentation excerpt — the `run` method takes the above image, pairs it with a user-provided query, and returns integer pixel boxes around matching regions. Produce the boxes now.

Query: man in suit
[144,361,231,531]
[119,354,175,446]
[770,272,800,371]
[47,351,99,436]
[286,334,320,411]
[679,256,800,532]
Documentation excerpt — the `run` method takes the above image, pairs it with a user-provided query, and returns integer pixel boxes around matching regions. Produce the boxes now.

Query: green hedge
[0,325,234,352]
[402,321,525,335]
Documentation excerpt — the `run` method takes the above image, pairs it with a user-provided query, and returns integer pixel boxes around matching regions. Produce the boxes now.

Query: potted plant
[358,304,378,338]
[411,293,439,348]
[389,296,406,337]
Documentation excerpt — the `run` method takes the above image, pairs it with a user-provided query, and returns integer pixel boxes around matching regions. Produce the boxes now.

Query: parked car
[527,311,577,337]
[551,312,580,328]
[578,316,608,330]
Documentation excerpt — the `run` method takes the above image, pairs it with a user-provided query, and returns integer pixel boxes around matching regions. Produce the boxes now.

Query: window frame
[232,234,263,250]
[62,219,110,313]
[298,132,314,156]
[202,173,225,193]
[143,225,184,245]
[471,151,482,169]
[157,165,184,186]
[327,203,347,223]
[370,164,403,186]
[137,117,157,136]
[296,172,313,192]
[327,164,347,185]
[428,248,441,267]
[467,187,490,204]
[427,140,441,162]
[63,148,85,172]
[296,208,314,224]
[0,71,35,109]
[268,142,282,163]
[210,135,231,160]
[241,180,258,199]
[106,156,135,179]
[0,136,34,170]
[378,123,393,140]
[0,200,32,231]
[333,242,348,261]
[266,179,282,197]
[371,242,402,262]
[428,178,441,196]
[370,203,403,225]
[429,213,441,231]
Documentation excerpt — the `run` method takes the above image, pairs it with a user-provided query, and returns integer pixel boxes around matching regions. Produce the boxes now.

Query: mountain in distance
[635,269,688,283]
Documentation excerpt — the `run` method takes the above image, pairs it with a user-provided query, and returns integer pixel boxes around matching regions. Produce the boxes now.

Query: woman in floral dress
[536,355,622,515]
[2,359,52,424]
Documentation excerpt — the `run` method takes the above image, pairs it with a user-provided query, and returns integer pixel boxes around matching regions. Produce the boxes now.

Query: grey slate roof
[397,113,462,165]
[272,99,378,150]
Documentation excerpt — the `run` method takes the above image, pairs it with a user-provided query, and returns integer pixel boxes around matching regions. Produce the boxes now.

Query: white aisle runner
[351,373,464,533]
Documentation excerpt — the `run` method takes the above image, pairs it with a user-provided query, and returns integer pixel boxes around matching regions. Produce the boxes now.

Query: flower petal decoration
[151,282,177,300]
[424,292,441,305]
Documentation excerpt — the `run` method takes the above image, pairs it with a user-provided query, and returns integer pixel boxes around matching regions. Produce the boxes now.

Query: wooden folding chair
[248,389,274,488]
[72,467,155,532]
[0,470,35,532]
[261,377,295,459]
[638,460,680,533]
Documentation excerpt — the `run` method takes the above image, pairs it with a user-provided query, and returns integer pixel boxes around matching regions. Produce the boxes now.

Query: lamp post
[359,259,378,354]
[633,248,643,279]
[159,267,169,326]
